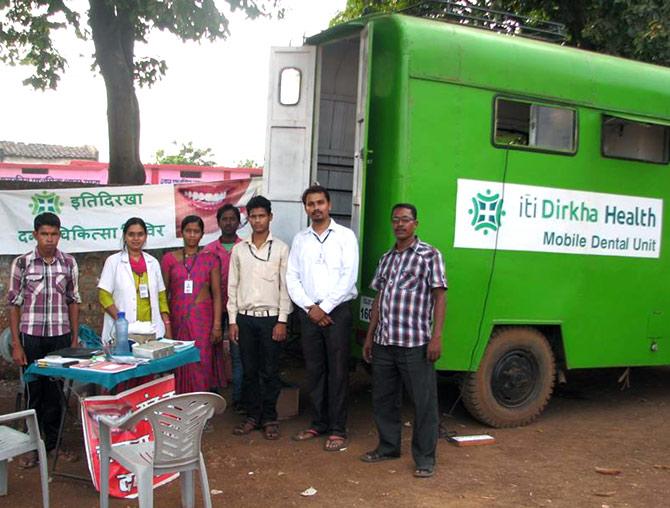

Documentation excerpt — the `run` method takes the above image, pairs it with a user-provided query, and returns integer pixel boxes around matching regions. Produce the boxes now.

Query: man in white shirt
[287,184,359,452]
[228,196,292,440]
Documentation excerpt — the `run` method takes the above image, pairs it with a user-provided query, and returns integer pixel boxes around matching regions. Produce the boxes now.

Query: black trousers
[299,302,352,437]
[237,315,281,425]
[372,343,439,469]
[21,333,71,452]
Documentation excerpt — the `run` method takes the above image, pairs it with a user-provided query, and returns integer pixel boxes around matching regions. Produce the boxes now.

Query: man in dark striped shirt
[7,212,81,467]
[361,203,447,478]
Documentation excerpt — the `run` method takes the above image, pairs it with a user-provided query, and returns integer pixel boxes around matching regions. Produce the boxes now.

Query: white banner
[454,179,663,258]
[0,179,261,254]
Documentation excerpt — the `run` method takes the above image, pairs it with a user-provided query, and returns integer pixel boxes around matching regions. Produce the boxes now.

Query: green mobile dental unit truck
[262,9,670,428]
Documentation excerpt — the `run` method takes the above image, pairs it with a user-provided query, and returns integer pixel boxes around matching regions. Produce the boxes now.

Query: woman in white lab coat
[97,217,172,344]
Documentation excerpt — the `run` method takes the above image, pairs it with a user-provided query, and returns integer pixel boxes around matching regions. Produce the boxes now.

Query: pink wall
[0,161,262,185]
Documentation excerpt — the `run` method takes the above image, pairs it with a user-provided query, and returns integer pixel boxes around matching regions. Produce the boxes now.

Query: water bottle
[114,311,130,355]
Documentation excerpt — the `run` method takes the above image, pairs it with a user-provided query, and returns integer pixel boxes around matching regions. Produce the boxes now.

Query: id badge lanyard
[248,240,273,262]
[183,249,199,294]
[138,281,150,298]
[312,229,332,264]
[130,254,150,299]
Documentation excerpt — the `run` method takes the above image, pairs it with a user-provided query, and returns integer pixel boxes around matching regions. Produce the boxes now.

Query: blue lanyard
[182,249,199,279]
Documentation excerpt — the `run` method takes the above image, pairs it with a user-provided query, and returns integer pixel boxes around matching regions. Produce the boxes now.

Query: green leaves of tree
[1,0,283,183]
[0,0,284,90]
[487,0,669,66]
[330,0,413,27]
[0,0,81,89]
[331,0,670,66]
[155,141,217,166]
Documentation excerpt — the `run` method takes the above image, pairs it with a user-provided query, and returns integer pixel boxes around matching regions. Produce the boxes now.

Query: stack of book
[132,341,175,360]
[157,338,195,352]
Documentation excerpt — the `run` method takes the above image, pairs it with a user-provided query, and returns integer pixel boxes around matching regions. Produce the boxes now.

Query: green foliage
[487,0,670,66]
[330,0,670,66]
[330,0,414,26]
[0,0,282,183]
[236,158,262,168]
[0,1,82,89]
[0,0,284,89]
[155,141,217,166]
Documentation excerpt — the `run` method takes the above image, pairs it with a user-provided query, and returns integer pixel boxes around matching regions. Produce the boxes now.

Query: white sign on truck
[454,179,663,258]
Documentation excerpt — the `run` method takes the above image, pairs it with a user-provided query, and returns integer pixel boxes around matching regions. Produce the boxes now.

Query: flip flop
[291,428,320,441]
[360,450,400,463]
[233,419,259,435]
[324,435,347,452]
[263,423,280,440]
[18,451,38,469]
[413,466,435,478]
[50,449,79,463]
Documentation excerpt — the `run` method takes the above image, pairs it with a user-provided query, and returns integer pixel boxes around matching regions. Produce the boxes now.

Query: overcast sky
[0,0,346,166]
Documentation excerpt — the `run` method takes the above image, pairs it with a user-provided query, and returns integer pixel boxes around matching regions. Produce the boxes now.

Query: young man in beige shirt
[228,195,292,439]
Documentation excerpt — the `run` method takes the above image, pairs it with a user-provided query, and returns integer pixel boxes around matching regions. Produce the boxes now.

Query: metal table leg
[50,378,89,482]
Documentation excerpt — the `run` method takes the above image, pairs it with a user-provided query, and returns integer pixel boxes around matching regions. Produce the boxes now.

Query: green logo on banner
[469,189,505,235]
[30,191,63,215]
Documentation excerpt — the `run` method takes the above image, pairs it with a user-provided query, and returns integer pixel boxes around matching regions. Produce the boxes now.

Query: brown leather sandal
[51,449,78,463]
[324,435,348,452]
[233,419,258,435]
[18,451,38,469]
[263,423,280,440]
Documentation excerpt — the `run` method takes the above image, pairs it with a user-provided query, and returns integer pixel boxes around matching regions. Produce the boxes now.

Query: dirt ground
[2,361,670,508]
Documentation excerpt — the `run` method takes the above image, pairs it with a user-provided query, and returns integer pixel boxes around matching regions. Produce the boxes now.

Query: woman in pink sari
[161,215,230,393]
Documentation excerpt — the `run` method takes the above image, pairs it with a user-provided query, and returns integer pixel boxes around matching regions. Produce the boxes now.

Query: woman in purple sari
[161,215,229,393]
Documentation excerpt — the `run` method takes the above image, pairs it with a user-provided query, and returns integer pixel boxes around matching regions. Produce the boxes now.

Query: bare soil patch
[1,364,669,507]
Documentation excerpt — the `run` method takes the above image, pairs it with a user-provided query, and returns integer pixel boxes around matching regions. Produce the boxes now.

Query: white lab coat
[97,250,166,342]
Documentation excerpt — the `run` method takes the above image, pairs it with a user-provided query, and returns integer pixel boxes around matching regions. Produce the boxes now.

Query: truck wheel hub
[491,350,538,408]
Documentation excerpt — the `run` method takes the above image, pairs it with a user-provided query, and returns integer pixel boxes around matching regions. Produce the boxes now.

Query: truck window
[494,98,576,154]
[279,67,301,106]
[602,115,670,164]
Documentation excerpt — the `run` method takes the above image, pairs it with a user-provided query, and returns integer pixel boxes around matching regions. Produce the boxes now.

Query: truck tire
[461,326,556,428]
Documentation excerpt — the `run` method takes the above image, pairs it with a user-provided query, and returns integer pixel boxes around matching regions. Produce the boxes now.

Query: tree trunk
[89,0,145,184]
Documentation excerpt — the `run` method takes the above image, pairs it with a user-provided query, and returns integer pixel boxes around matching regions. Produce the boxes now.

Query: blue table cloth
[24,347,200,390]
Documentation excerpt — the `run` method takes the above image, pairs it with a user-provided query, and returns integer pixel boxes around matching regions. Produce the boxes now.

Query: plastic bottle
[114,311,130,355]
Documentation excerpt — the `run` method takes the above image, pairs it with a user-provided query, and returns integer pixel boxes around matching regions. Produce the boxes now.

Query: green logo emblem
[468,189,505,235]
[30,191,63,215]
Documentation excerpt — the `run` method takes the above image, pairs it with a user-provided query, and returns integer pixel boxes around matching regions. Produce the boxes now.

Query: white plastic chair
[0,409,49,507]
[98,392,226,508]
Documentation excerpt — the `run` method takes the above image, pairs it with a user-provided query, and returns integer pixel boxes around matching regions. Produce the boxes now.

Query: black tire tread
[461,326,556,428]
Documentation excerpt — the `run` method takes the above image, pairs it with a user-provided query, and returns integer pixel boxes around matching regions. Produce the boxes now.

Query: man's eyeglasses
[391,216,415,225]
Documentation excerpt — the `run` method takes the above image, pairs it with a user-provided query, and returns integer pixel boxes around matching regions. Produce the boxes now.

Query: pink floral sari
[161,250,230,393]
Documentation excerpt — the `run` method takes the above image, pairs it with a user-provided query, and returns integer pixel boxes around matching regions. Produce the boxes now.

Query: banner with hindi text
[0,178,260,254]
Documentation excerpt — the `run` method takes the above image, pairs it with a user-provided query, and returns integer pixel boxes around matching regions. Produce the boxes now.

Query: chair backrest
[121,392,225,469]
[0,409,41,460]
[0,327,12,363]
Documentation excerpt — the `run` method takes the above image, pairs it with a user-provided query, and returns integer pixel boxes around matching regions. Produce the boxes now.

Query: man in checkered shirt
[361,203,447,478]
[7,212,81,467]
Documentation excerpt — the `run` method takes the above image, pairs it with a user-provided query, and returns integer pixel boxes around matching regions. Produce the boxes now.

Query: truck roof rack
[398,1,568,43]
